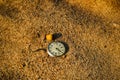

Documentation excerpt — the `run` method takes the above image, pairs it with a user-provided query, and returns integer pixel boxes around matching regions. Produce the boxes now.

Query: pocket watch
[47,41,66,57]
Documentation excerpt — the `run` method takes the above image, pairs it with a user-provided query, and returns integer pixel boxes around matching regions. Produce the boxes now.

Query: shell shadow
[53,33,62,40]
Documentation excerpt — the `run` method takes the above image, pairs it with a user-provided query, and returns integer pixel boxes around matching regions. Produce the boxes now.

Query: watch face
[47,41,66,57]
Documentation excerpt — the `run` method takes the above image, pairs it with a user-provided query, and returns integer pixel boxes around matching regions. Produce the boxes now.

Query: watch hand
[56,48,63,53]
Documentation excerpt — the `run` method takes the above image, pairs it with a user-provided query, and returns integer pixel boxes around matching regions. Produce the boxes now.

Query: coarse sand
[0,0,120,80]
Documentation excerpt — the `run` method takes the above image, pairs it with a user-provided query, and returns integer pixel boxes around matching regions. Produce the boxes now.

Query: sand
[0,0,120,80]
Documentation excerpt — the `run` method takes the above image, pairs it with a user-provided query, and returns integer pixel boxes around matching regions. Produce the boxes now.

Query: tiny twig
[33,48,46,52]
[28,44,46,53]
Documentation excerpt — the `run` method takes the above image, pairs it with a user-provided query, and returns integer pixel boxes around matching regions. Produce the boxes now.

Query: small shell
[46,34,53,41]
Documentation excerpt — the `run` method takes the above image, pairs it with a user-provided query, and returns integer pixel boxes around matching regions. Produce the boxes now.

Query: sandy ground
[0,0,120,80]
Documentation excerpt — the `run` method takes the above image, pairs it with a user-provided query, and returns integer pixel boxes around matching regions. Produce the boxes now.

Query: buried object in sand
[47,41,66,57]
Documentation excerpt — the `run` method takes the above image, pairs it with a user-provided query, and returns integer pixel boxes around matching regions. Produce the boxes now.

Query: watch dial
[48,42,66,57]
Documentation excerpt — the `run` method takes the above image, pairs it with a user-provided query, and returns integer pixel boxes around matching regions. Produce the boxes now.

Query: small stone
[112,23,119,29]
[62,55,67,58]
[40,33,46,42]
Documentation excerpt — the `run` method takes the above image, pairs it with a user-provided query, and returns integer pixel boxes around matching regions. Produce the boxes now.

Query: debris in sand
[46,34,53,41]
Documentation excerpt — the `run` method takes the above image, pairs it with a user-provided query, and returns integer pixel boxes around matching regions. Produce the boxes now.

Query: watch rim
[47,41,66,57]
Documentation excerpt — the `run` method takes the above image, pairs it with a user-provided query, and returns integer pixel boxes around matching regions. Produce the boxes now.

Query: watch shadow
[60,41,69,54]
